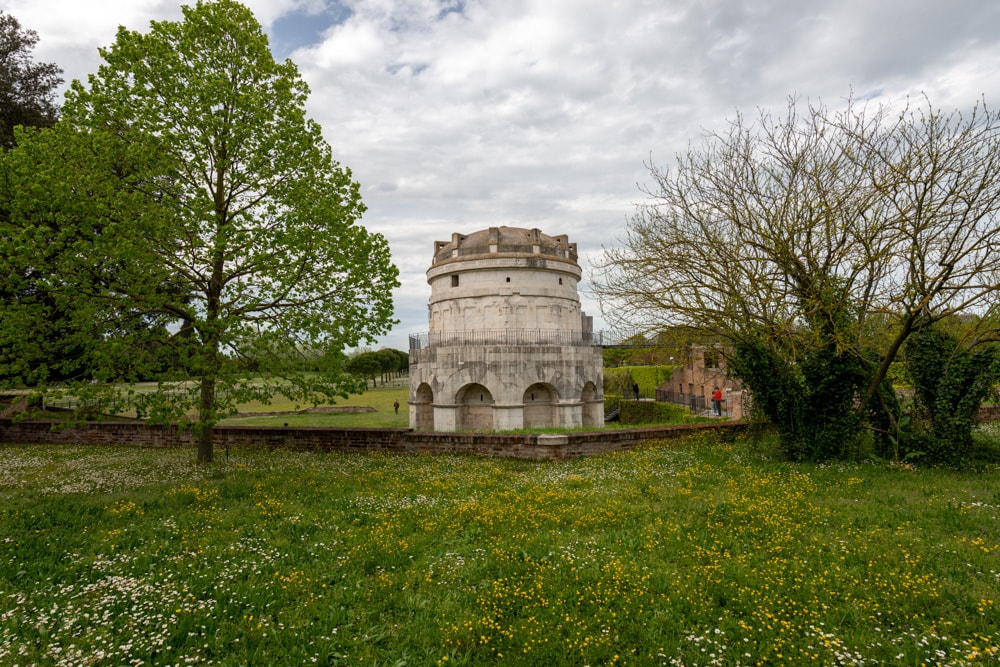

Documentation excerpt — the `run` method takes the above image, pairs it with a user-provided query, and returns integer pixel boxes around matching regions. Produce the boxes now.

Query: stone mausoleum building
[408,226,604,431]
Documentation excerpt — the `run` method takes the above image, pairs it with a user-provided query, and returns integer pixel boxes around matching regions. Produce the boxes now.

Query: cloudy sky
[4,0,1000,349]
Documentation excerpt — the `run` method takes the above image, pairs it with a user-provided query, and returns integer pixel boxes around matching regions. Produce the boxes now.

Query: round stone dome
[432,226,578,266]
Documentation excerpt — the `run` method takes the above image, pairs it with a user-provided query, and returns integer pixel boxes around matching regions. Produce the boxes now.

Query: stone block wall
[0,419,746,460]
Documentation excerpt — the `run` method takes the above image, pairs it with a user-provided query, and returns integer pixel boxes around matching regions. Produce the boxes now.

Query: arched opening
[581,381,602,428]
[523,383,558,429]
[413,383,434,430]
[457,383,494,431]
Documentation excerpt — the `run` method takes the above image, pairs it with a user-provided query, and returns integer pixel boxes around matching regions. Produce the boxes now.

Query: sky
[4,0,1000,350]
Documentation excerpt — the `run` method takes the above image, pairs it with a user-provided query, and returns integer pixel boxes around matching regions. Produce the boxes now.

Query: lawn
[34,378,411,428]
[2,433,999,666]
[219,384,410,428]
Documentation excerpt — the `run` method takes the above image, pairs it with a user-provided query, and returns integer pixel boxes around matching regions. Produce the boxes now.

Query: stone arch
[456,383,494,431]
[413,382,434,430]
[523,382,558,429]
[581,381,603,428]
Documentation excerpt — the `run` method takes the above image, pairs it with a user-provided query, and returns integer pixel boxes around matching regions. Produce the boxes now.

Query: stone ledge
[0,419,746,460]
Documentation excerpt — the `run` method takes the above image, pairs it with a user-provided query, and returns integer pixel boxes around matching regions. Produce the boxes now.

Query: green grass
[2,432,1000,665]
[220,384,410,428]
[31,377,411,427]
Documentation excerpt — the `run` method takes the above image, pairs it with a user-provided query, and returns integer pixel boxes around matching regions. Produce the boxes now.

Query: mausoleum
[408,226,604,431]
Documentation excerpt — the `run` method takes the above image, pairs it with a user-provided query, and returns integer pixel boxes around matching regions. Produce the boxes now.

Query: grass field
[219,383,410,428]
[34,378,412,428]
[2,432,999,666]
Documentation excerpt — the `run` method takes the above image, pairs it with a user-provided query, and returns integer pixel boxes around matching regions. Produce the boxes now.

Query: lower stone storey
[409,344,604,432]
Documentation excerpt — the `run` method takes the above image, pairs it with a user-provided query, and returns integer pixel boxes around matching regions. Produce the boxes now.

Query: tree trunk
[856,308,925,417]
[197,373,216,463]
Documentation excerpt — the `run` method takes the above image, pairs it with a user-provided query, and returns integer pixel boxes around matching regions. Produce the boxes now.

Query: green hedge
[619,400,690,425]
[604,365,674,396]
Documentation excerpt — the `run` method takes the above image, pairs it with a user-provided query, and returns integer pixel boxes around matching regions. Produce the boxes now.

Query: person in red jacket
[712,387,723,416]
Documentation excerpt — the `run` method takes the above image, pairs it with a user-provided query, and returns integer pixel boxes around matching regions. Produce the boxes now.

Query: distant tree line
[345,348,408,389]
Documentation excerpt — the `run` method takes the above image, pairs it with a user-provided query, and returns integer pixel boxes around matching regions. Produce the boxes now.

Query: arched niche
[456,383,494,431]
[581,381,602,427]
[413,382,434,430]
[523,382,558,429]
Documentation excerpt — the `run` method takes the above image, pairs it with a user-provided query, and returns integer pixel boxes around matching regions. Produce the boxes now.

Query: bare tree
[595,95,1000,437]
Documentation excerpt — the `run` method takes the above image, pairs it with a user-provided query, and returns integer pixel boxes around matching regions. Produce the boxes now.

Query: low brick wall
[978,405,1000,422]
[0,419,745,460]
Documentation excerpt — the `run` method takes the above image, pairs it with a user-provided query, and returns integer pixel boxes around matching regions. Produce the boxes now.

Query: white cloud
[309,18,385,66]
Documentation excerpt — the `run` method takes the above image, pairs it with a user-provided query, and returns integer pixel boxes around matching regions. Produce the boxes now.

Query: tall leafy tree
[0,13,70,380]
[0,124,182,387]
[0,12,62,147]
[1,0,399,461]
[345,351,382,389]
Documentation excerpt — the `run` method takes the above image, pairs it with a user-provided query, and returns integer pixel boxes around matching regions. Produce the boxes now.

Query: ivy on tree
[0,0,399,462]
[904,326,1000,464]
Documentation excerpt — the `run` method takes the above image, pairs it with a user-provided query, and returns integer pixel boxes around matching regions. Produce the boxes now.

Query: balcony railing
[409,329,604,350]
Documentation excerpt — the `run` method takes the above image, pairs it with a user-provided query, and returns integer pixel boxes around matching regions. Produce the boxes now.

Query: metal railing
[656,389,718,415]
[409,329,604,350]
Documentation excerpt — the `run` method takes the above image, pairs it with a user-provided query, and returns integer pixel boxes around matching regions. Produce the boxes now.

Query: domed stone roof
[432,226,578,266]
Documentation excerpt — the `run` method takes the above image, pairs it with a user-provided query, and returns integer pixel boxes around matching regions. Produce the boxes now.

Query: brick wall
[0,419,746,460]
[977,405,1000,422]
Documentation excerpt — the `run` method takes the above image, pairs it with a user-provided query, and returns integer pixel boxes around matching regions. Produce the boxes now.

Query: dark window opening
[451,275,459,287]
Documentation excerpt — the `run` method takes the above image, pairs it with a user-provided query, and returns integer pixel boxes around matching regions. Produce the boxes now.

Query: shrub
[904,327,1000,464]
[729,336,873,461]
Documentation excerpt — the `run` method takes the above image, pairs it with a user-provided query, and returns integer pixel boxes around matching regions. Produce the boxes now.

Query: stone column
[583,398,606,428]
[433,404,458,432]
[557,400,584,429]
[492,403,524,431]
